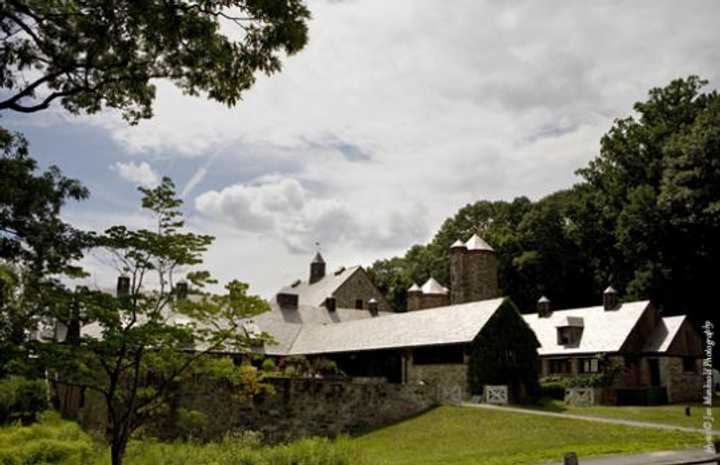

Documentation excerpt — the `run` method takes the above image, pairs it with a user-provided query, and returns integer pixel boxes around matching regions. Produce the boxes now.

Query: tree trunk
[110,436,127,465]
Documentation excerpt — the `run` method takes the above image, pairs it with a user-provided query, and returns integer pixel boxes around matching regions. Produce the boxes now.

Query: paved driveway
[540,449,717,465]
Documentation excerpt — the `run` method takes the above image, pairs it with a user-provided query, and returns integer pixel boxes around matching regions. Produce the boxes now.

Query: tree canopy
[22,178,270,465]
[1,0,310,122]
[370,76,719,331]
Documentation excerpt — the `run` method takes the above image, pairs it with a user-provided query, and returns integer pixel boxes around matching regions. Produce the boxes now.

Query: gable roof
[286,297,506,355]
[523,301,651,355]
[643,315,686,353]
[277,265,362,307]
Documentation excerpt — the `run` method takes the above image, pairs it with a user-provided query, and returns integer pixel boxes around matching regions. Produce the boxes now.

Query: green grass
[0,407,706,465]
[532,398,720,429]
[353,406,705,465]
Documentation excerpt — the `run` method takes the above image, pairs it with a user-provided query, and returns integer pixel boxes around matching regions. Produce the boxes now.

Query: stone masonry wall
[333,268,392,312]
[407,363,468,394]
[461,250,499,304]
[121,377,440,443]
[662,357,702,402]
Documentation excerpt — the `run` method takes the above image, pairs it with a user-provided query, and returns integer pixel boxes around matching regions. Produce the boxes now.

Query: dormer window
[556,317,584,347]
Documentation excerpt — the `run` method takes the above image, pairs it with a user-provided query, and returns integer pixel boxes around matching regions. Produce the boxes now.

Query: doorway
[648,359,661,387]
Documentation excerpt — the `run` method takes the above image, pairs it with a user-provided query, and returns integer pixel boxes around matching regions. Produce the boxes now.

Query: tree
[31,178,270,465]
[0,128,90,374]
[576,76,720,323]
[0,128,89,277]
[1,0,310,122]
[370,76,719,325]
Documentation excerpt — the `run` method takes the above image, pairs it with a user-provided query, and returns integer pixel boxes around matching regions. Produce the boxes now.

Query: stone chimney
[309,252,326,284]
[407,283,422,311]
[537,295,552,318]
[368,298,379,316]
[116,275,130,297]
[325,296,337,312]
[603,285,619,311]
[175,281,188,300]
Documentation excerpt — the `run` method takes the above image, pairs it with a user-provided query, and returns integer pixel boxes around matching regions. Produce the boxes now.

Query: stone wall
[458,250,499,304]
[407,363,468,394]
[77,378,440,444]
[662,356,702,402]
[333,268,393,313]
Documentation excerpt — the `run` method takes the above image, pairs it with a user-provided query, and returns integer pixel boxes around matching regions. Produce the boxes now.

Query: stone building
[276,253,393,312]
[233,242,538,399]
[408,233,500,311]
[523,288,703,403]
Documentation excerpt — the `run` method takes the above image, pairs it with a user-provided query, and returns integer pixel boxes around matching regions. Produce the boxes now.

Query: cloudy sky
[4,0,720,297]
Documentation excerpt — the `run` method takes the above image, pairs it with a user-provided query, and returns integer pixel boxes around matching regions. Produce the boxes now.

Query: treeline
[368,76,719,330]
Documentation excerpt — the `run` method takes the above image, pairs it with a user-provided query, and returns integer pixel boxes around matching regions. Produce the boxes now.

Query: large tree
[576,76,719,322]
[31,178,269,465]
[1,0,310,122]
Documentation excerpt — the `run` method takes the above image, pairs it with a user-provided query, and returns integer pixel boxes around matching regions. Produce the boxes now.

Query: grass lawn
[532,398,720,430]
[0,407,705,465]
[353,405,704,465]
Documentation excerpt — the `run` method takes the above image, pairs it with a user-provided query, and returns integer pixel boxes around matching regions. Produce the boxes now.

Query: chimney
[325,296,337,312]
[603,285,619,311]
[407,283,422,311]
[116,275,130,297]
[368,298,379,316]
[176,281,188,300]
[537,295,552,318]
[309,252,326,284]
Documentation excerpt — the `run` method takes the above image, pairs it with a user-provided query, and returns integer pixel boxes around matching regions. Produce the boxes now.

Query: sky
[3,0,720,298]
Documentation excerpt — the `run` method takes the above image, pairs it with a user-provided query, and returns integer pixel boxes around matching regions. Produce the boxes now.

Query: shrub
[0,376,48,424]
[0,411,95,465]
[539,378,566,400]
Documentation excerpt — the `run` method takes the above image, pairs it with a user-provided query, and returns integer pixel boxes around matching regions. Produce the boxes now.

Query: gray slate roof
[465,234,494,251]
[643,315,686,353]
[278,265,361,307]
[286,297,506,355]
[249,301,386,355]
[523,300,656,355]
[421,277,448,295]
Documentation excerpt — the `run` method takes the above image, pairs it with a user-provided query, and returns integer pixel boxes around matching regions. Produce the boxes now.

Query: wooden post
[564,452,578,465]
[685,406,691,416]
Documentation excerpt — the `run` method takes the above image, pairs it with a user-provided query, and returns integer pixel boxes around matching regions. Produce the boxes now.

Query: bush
[0,411,95,465]
[0,376,48,424]
[539,378,566,400]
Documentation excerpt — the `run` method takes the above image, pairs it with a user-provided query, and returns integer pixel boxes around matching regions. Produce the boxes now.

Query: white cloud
[111,161,160,187]
[195,175,429,254]
[21,0,720,296]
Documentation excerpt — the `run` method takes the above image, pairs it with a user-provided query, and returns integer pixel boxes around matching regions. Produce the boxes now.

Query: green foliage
[0,0,310,123]
[0,376,47,424]
[467,299,540,400]
[0,414,360,465]
[174,408,208,441]
[0,411,96,465]
[538,378,566,400]
[26,178,270,465]
[564,360,623,389]
[369,76,720,332]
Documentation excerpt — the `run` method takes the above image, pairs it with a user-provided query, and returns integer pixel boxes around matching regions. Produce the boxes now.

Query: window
[556,326,582,346]
[355,299,364,309]
[549,359,571,374]
[683,356,697,373]
[579,358,600,374]
[413,345,465,365]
